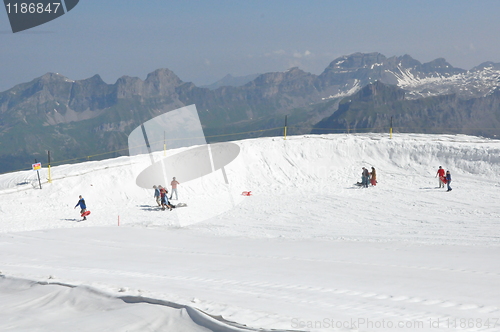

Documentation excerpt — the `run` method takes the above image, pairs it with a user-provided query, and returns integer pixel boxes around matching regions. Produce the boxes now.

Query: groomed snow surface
[0,133,499,332]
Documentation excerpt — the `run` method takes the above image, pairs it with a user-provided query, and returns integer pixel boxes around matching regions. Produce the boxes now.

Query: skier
[436,166,445,188]
[169,177,180,200]
[446,170,452,192]
[74,195,87,220]
[153,185,161,206]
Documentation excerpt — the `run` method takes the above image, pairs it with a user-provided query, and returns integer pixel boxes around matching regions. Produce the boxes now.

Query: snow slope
[0,134,499,331]
[390,65,500,99]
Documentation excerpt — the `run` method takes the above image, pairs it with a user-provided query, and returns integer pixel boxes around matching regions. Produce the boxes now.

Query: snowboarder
[169,177,180,200]
[370,167,377,186]
[436,166,445,188]
[74,195,88,220]
[446,170,452,191]
[153,185,161,206]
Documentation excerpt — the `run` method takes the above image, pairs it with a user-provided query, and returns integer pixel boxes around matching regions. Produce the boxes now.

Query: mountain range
[200,73,261,90]
[1,52,499,173]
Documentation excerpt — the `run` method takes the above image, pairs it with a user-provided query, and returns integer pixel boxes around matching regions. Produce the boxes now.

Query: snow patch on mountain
[322,79,361,100]
[391,66,500,99]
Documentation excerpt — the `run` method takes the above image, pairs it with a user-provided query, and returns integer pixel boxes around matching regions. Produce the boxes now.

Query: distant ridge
[200,73,261,90]
[313,81,500,138]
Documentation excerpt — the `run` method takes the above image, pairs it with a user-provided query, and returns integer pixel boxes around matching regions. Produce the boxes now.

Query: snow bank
[0,134,499,234]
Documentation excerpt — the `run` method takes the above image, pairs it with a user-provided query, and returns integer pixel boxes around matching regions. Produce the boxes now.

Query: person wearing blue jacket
[446,171,452,192]
[74,195,88,220]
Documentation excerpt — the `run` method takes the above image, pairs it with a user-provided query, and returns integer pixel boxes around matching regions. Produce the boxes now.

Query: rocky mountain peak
[326,52,387,71]
[355,81,405,104]
[425,58,451,68]
[250,67,312,87]
[143,68,183,96]
[84,74,105,84]
[145,68,182,86]
[114,76,144,98]
[420,58,457,74]
[390,54,421,68]
[472,61,500,71]
[39,72,69,82]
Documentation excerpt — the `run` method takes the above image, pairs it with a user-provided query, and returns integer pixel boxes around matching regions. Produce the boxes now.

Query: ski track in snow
[0,133,499,332]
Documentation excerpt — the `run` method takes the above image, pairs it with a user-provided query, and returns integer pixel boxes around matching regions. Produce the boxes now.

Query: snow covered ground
[0,133,499,332]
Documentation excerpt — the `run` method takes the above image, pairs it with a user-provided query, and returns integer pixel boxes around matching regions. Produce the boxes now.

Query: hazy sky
[1,0,499,92]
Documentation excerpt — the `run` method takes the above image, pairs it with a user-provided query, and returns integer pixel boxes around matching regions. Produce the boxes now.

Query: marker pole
[284,115,288,140]
[47,151,52,183]
[35,159,42,189]
[390,116,393,139]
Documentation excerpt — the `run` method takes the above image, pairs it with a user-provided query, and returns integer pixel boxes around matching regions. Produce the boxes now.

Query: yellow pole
[284,115,288,140]
[47,151,52,183]
[390,116,393,139]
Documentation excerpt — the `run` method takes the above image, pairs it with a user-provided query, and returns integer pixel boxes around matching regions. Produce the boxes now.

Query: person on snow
[159,186,174,211]
[361,167,370,188]
[169,177,180,200]
[356,175,363,187]
[74,195,87,220]
[436,166,446,188]
[446,170,452,192]
[153,185,161,206]
[159,186,167,210]
[165,193,175,210]
[370,167,377,186]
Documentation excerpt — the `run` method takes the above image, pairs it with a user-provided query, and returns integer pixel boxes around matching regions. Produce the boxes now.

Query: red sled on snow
[81,211,91,217]
[440,176,447,184]
[241,191,252,196]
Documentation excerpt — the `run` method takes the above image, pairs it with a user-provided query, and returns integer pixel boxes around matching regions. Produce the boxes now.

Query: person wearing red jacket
[435,166,446,188]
